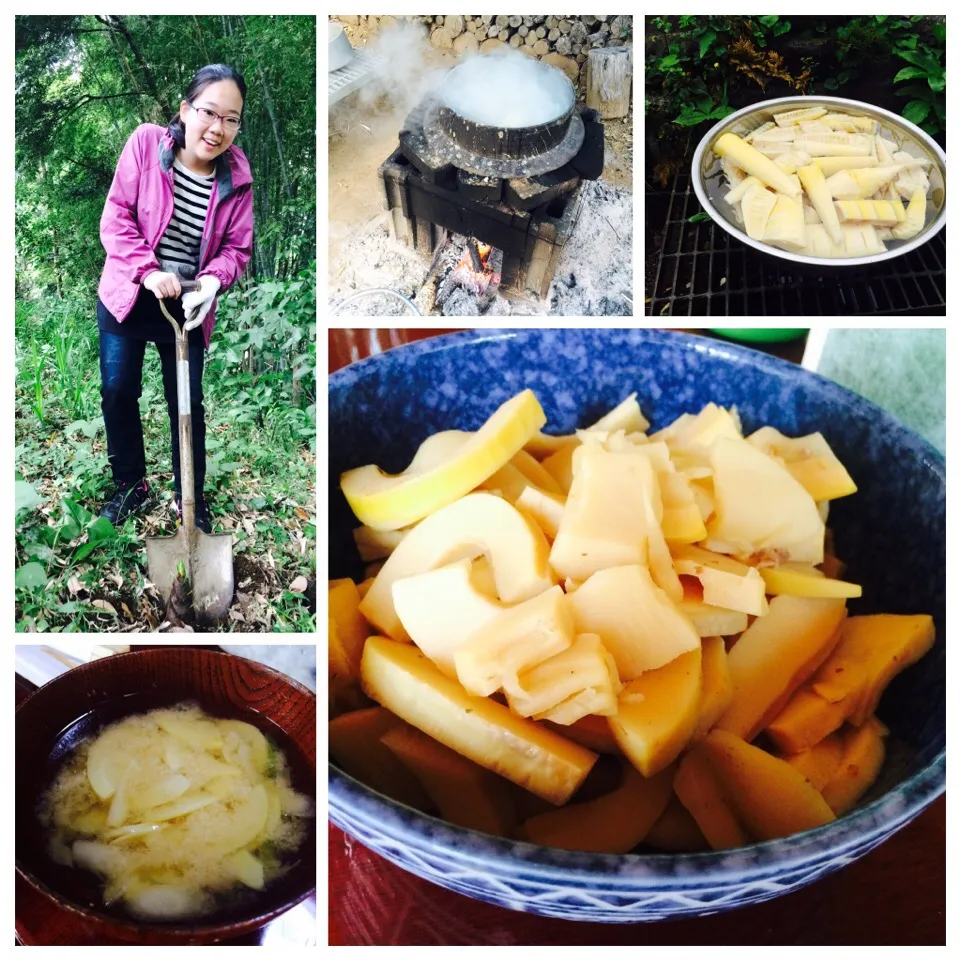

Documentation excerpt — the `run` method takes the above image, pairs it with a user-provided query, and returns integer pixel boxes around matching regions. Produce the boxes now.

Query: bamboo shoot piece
[360,635,597,804]
[797,164,843,245]
[891,187,927,240]
[713,133,802,198]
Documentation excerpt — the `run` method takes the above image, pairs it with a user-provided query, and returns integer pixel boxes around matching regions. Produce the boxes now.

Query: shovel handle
[158,279,200,338]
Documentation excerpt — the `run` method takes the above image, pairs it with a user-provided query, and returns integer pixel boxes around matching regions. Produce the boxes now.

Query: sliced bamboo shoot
[360,635,597,804]
[714,133,802,198]
[891,187,926,240]
[797,164,842,244]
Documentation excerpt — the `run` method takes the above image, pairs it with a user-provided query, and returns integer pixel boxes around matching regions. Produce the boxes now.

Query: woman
[97,64,253,533]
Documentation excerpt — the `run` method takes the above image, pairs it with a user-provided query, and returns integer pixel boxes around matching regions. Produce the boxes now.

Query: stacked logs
[334,15,632,92]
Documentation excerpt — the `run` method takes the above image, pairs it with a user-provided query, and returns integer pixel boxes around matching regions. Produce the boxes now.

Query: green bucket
[710,328,808,344]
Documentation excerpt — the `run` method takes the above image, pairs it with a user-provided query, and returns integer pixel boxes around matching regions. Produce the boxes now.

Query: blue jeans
[98,330,206,497]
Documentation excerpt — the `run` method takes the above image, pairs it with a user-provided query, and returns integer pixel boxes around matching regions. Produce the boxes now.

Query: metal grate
[328,49,386,106]
[647,168,947,317]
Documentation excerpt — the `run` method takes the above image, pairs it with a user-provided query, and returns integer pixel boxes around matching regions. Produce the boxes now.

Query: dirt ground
[328,40,633,311]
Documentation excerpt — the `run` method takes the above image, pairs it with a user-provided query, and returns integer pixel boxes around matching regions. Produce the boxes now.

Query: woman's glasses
[190,103,241,132]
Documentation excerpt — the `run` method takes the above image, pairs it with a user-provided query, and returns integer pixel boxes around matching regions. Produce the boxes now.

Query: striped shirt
[156,157,215,278]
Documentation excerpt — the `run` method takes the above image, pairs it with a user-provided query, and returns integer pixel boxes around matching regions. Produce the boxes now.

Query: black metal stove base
[647,168,947,317]
[379,147,584,299]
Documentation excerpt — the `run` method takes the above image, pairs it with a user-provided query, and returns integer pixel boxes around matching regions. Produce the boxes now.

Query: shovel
[146,280,234,625]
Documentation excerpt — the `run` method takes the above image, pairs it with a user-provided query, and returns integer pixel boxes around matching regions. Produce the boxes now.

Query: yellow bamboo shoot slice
[145,792,219,823]
[759,562,862,599]
[341,389,546,531]
[703,730,836,840]
[105,822,167,843]
[506,633,621,724]
[219,720,270,776]
[798,164,843,245]
[381,725,517,837]
[360,492,554,641]
[360,635,597,804]
[134,774,191,812]
[86,732,132,801]
[693,636,734,741]
[811,155,878,176]
[157,715,223,751]
[609,648,702,777]
[715,595,847,742]
[523,762,674,854]
[674,744,752,850]
[891,187,926,240]
[455,585,574,697]
[820,717,888,815]
[714,133,802,197]
[773,105,827,126]
[229,849,265,890]
[671,544,768,617]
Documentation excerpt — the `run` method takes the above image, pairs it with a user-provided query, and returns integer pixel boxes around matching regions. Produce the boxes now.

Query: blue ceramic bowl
[328,328,945,923]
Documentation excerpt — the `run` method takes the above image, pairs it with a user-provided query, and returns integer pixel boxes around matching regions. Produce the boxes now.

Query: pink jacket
[98,123,254,349]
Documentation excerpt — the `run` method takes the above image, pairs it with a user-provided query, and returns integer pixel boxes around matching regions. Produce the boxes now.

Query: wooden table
[327,328,945,946]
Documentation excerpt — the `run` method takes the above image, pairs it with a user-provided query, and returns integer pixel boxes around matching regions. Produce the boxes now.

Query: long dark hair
[166,64,247,148]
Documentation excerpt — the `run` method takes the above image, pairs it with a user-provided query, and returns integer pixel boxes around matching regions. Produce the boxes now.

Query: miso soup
[37,702,314,921]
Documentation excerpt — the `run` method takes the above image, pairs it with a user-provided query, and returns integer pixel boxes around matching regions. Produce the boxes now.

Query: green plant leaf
[63,498,93,530]
[56,601,89,614]
[15,562,48,590]
[687,212,712,223]
[896,49,942,75]
[928,75,946,93]
[919,120,941,136]
[773,20,791,37]
[16,480,41,514]
[758,15,779,27]
[85,516,116,543]
[672,105,709,127]
[698,29,716,60]
[902,100,932,125]
[23,541,53,561]
[933,24,946,43]
[824,78,839,91]
[72,541,99,563]
[895,84,934,100]
[894,66,929,84]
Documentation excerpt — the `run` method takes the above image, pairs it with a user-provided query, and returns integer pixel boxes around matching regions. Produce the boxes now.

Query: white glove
[181,275,221,330]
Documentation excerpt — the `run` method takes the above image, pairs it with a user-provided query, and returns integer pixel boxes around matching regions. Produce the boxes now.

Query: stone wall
[333,15,632,94]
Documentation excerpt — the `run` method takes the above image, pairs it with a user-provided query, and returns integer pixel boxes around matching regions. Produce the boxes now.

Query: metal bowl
[691,96,946,267]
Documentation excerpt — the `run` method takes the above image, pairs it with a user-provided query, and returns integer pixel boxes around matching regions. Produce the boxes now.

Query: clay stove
[378,57,604,303]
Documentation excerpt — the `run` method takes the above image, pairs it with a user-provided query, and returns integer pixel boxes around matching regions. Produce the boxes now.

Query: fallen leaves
[92,599,116,615]
[289,575,309,593]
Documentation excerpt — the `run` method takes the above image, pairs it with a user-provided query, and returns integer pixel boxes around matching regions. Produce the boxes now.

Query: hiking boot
[173,493,212,534]
[99,479,149,526]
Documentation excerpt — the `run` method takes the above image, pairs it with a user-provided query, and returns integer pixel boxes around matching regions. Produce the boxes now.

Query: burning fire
[457,240,494,276]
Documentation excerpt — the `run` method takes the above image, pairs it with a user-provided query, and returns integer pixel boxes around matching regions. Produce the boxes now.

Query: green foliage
[14,268,316,633]
[892,41,946,137]
[15,14,315,297]
[646,16,795,128]
[15,15,316,632]
[647,16,946,140]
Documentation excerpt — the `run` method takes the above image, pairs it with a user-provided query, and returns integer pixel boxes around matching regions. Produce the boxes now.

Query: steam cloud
[441,49,574,128]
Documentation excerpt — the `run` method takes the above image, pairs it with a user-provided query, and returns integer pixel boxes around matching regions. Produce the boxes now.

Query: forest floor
[328,43,633,317]
[14,298,316,634]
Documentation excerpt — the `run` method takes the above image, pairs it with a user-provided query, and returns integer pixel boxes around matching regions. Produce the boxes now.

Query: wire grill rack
[328,49,386,107]
[647,168,947,317]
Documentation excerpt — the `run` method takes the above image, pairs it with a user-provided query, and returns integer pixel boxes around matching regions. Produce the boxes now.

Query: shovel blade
[146,529,190,610]
[146,529,234,626]
[192,531,235,624]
